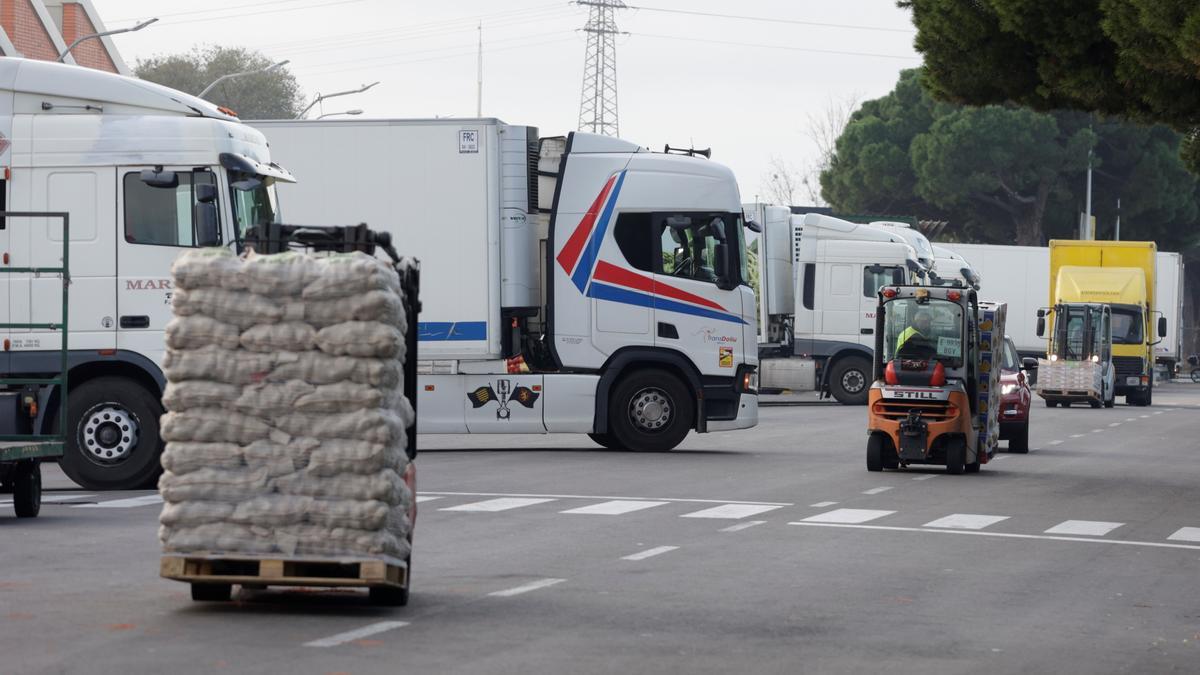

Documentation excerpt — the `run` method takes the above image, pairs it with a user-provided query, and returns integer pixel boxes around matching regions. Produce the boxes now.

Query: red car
[998,336,1031,453]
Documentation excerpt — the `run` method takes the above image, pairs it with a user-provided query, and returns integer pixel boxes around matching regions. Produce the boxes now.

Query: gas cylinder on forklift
[865,285,1006,475]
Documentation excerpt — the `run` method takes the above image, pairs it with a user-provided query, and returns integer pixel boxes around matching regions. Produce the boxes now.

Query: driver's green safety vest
[895,326,925,353]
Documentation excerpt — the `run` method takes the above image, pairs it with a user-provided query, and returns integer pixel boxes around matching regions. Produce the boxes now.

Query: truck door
[116,167,221,367]
[18,167,117,354]
[820,261,859,345]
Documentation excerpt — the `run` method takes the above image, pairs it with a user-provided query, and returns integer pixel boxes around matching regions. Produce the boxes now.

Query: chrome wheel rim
[629,387,672,432]
[80,404,140,465]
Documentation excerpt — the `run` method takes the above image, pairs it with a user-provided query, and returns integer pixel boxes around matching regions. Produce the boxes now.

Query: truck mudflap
[897,409,929,461]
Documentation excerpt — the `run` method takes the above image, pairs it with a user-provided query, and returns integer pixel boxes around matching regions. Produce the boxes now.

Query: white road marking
[809,501,839,508]
[561,500,668,516]
[912,474,939,481]
[681,503,781,519]
[1108,422,1122,428]
[802,508,895,525]
[304,621,409,647]
[421,490,791,506]
[862,487,893,495]
[720,520,766,533]
[76,494,162,509]
[488,578,567,597]
[992,455,1011,460]
[1167,527,1200,543]
[1163,408,1176,412]
[1044,520,1123,537]
[0,493,96,506]
[923,514,1010,530]
[440,497,555,512]
[1154,411,1164,415]
[415,495,443,503]
[1140,414,1151,419]
[1047,440,1064,446]
[1070,434,1085,438]
[621,546,679,561]
[1091,429,1104,433]
[1125,417,1137,422]
[790,522,1200,551]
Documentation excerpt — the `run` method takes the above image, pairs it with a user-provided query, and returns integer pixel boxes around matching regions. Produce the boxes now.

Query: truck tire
[587,433,622,450]
[866,434,884,472]
[1008,422,1029,454]
[57,377,164,491]
[607,369,693,452]
[945,438,966,475]
[829,356,871,405]
[12,461,41,518]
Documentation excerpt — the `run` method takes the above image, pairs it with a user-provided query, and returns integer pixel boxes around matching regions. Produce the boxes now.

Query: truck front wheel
[607,369,694,452]
[57,377,164,491]
[829,356,871,405]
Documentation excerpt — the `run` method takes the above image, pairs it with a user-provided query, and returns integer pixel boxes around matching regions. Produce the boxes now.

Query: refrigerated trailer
[0,58,297,490]
[252,119,759,451]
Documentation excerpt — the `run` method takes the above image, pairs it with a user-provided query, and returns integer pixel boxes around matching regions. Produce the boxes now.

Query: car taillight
[885,360,898,385]
[930,361,946,386]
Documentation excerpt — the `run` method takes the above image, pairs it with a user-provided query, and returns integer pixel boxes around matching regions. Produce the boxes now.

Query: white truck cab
[931,245,980,288]
[0,58,294,489]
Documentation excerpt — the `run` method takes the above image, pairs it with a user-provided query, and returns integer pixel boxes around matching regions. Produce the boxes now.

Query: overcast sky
[98,0,921,202]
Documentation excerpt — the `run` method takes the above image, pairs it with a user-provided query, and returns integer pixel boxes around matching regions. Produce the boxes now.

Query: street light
[297,82,379,119]
[198,60,291,99]
[58,17,157,63]
[316,109,364,120]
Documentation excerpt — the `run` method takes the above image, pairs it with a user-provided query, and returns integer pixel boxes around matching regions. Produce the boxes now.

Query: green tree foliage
[821,69,1200,249]
[899,0,1200,173]
[135,46,303,120]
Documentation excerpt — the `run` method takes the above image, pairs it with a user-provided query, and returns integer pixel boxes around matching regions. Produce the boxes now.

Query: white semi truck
[0,58,297,490]
[755,212,924,403]
[252,119,759,452]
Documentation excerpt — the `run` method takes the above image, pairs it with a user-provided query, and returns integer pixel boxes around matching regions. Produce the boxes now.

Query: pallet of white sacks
[161,552,410,605]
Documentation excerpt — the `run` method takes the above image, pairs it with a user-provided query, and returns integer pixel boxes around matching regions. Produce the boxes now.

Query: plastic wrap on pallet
[159,248,415,561]
[975,302,1007,456]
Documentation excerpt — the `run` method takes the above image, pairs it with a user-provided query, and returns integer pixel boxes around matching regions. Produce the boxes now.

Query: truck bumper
[707,394,758,431]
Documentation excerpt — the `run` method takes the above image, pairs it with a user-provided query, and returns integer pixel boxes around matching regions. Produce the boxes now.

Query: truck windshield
[228,171,281,242]
[883,297,965,368]
[1110,307,1143,344]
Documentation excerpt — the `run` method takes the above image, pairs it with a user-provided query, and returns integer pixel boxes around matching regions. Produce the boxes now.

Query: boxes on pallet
[158,248,416,562]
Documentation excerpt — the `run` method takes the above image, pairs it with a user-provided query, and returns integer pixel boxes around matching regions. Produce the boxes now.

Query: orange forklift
[866,285,1006,475]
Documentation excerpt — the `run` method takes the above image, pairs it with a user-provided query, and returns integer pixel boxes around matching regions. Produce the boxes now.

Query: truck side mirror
[1021,357,1038,371]
[195,182,218,204]
[194,202,220,247]
[1158,316,1167,338]
[713,243,734,289]
[1036,317,1045,337]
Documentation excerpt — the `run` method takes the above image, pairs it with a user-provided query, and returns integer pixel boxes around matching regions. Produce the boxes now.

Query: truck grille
[1113,356,1144,378]
[872,400,959,422]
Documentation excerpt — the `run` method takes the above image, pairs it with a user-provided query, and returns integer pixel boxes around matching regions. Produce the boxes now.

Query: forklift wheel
[945,439,966,475]
[965,459,980,474]
[1089,399,1101,409]
[1045,400,1057,408]
[866,434,884,472]
[13,461,41,518]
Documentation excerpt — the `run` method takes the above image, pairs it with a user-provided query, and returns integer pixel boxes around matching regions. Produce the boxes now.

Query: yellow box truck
[1043,241,1167,406]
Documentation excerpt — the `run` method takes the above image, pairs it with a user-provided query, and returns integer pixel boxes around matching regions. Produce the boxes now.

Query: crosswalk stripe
[809,501,839,508]
[862,487,893,495]
[1166,527,1200,543]
[76,494,162,509]
[415,495,443,503]
[1044,520,1123,536]
[802,508,895,524]
[561,500,668,515]
[923,514,1010,530]
[439,497,555,512]
[680,504,782,519]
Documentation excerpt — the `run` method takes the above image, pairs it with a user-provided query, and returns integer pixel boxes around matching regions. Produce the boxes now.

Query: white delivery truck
[0,58,296,490]
[938,243,1184,370]
[756,212,922,403]
[251,119,759,451]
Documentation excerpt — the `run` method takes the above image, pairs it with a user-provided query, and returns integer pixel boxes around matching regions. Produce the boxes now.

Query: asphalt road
[4,384,1199,674]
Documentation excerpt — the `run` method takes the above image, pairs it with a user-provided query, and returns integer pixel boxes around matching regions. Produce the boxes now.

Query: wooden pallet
[161,554,407,589]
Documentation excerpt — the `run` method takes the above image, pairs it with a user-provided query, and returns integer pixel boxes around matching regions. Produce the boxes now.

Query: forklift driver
[896,309,934,356]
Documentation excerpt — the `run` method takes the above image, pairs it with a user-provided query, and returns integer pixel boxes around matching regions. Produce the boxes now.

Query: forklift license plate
[1125,376,1141,386]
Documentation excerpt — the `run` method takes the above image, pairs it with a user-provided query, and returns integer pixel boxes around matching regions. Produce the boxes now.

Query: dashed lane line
[719,520,766,533]
[681,504,782,519]
[421,491,792,506]
[488,578,567,597]
[912,474,940,481]
[1091,429,1105,433]
[862,487,894,495]
[1047,440,1064,446]
[1108,422,1122,428]
[1070,434,1085,439]
[561,500,668,516]
[304,621,409,648]
[621,546,679,561]
[789,522,1200,551]
[1125,417,1137,422]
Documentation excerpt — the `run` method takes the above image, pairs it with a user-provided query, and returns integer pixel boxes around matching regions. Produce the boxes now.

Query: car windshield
[228,171,281,243]
[883,297,965,368]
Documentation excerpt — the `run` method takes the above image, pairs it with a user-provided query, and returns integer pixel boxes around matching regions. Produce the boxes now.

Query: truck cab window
[656,213,737,285]
[613,212,654,272]
[863,265,903,298]
[229,171,281,244]
[123,170,217,247]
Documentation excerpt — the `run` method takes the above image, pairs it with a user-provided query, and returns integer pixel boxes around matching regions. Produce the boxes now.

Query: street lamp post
[198,60,291,99]
[316,109,364,120]
[58,17,157,63]
[297,82,379,119]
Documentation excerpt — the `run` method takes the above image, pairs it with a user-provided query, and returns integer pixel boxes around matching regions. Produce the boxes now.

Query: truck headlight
[1001,383,1018,396]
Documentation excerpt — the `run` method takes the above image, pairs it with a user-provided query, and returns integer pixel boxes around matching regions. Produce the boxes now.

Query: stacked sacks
[159,248,415,561]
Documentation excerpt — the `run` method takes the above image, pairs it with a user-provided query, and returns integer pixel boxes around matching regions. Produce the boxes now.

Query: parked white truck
[0,58,298,489]
[756,212,924,403]
[252,119,759,452]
